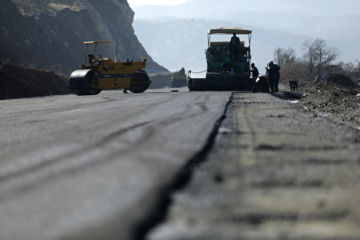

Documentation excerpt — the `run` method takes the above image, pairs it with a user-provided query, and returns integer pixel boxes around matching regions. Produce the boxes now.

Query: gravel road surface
[149,92,360,240]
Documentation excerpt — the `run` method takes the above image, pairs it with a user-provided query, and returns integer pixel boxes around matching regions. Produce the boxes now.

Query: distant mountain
[132,0,360,73]
[134,18,308,75]
[133,0,360,19]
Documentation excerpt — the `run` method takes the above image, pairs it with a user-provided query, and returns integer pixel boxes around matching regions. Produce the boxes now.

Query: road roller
[68,41,151,95]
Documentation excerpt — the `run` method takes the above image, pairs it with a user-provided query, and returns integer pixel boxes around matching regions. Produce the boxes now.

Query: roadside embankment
[0,61,70,100]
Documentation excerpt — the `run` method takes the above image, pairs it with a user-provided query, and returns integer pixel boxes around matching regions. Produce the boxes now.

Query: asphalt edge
[133,93,235,240]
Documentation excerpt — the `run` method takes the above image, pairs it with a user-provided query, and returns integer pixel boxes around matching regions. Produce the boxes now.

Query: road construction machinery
[171,67,187,87]
[68,41,151,95]
[188,27,253,91]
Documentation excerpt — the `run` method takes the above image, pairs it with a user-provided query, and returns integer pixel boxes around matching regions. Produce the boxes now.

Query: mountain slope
[0,0,168,75]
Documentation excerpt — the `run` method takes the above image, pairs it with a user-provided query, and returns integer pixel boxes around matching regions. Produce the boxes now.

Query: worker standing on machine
[229,33,240,61]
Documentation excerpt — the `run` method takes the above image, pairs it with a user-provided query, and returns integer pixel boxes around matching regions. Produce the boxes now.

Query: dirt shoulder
[299,88,360,129]
[297,74,360,129]
[0,61,71,100]
[274,74,360,129]
[149,92,360,240]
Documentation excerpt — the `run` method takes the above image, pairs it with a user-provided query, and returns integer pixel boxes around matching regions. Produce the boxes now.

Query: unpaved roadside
[298,86,360,129]
[149,92,360,240]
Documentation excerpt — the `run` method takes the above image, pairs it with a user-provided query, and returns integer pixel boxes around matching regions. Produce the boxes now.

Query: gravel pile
[298,73,360,128]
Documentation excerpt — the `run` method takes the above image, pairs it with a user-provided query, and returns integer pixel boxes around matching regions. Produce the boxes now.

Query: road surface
[0,89,230,240]
[149,92,360,240]
[0,89,359,240]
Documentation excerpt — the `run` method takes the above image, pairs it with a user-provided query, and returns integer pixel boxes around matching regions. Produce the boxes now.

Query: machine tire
[129,71,151,93]
[69,69,102,96]
[72,88,101,96]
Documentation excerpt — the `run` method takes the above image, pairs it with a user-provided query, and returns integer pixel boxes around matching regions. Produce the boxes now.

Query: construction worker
[266,61,281,92]
[252,63,269,93]
[251,63,259,90]
[251,63,259,79]
[229,33,240,61]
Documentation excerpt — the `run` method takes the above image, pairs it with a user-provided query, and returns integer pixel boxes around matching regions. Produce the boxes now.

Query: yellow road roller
[68,41,151,95]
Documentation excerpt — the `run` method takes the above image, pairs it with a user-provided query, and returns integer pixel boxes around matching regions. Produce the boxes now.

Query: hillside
[0,0,169,75]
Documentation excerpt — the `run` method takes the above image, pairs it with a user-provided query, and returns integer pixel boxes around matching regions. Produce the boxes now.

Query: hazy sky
[128,0,191,7]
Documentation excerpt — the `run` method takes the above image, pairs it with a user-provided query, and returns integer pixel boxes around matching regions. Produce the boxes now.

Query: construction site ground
[149,91,360,240]
[0,64,360,239]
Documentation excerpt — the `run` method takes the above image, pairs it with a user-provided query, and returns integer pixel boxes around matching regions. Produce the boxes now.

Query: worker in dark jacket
[266,61,281,92]
[229,33,240,61]
[251,63,259,79]
[251,63,259,90]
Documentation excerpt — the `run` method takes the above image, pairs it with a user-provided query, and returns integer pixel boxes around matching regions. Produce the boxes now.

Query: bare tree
[273,47,296,68]
[301,38,339,76]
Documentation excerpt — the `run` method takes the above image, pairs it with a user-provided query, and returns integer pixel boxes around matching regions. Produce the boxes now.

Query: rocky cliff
[0,0,168,75]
